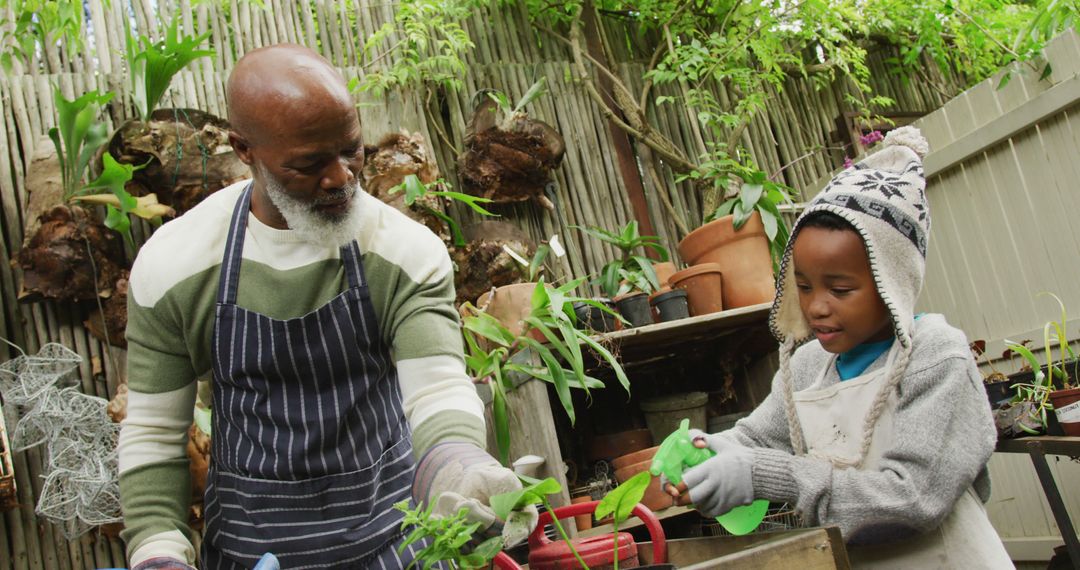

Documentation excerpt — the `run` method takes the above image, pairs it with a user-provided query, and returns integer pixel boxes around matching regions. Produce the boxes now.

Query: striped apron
[201,185,437,569]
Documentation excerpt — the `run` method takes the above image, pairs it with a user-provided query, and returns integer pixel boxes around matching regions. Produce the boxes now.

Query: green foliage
[503,242,553,282]
[78,153,143,249]
[462,278,628,465]
[575,221,669,297]
[706,169,794,273]
[594,471,650,527]
[125,13,215,122]
[48,87,113,202]
[390,174,496,247]
[357,0,477,94]
[0,0,84,74]
[394,500,503,569]
[485,77,550,129]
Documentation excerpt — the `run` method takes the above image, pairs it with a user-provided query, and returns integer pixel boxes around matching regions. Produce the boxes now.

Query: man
[119,44,532,569]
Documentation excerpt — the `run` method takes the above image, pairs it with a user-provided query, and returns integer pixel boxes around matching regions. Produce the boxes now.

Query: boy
[669,127,1012,568]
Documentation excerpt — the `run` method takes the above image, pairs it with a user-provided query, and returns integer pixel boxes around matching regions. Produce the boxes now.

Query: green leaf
[739,182,764,209]
[486,90,512,114]
[514,76,548,113]
[490,476,563,520]
[463,312,514,347]
[758,205,779,242]
[491,374,511,466]
[1039,62,1053,82]
[430,189,497,216]
[599,261,622,298]
[530,280,551,313]
[732,199,753,229]
[595,471,651,525]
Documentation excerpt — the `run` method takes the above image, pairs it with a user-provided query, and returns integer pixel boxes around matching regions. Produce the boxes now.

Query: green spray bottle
[649,419,769,535]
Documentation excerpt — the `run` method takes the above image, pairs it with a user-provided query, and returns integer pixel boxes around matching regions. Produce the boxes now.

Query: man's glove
[681,429,755,518]
[132,558,196,570]
[414,442,539,547]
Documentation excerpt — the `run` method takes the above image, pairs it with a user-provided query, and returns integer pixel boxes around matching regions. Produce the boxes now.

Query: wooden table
[996,436,1080,568]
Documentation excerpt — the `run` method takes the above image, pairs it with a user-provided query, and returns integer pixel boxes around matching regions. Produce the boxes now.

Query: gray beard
[256,163,363,247]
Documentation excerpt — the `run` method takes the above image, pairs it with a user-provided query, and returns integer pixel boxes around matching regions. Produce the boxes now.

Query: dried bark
[459,97,565,208]
[108,108,249,215]
[84,270,129,348]
[451,221,535,305]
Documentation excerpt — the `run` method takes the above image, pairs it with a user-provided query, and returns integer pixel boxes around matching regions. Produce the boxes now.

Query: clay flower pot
[677,212,775,309]
[475,282,547,341]
[651,261,677,289]
[1049,387,1080,436]
[670,263,724,316]
[612,446,673,513]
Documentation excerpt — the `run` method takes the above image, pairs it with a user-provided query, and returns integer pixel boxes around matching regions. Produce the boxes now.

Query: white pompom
[883,126,929,158]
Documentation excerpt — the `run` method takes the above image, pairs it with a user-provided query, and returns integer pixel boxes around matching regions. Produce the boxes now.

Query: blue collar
[836,337,895,380]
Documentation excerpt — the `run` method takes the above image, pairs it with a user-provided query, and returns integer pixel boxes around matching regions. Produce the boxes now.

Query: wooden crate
[636,528,850,569]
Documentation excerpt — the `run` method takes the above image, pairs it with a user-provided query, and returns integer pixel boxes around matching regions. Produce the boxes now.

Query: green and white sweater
[118,181,485,566]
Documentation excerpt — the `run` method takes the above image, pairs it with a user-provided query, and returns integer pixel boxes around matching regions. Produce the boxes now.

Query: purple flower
[843,156,854,169]
[859,130,883,146]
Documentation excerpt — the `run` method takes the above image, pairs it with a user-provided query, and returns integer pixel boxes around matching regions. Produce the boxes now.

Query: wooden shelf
[585,302,774,367]
[995,435,1080,457]
[578,504,698,538]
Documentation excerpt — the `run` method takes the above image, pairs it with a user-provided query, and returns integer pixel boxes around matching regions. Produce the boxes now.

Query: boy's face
[792,226,893,354]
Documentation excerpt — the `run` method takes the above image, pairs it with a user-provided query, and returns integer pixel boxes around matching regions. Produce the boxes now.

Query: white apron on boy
[792,343,1013,569]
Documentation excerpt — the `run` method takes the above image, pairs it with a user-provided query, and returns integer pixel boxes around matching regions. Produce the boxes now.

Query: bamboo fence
[0,1,961,567]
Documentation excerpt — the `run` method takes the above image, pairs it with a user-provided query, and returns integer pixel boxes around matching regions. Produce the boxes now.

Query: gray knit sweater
[723,314,996,545]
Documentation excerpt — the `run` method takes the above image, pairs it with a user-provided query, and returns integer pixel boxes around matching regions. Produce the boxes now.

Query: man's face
[792,226,893,354]
[238,99,366,232]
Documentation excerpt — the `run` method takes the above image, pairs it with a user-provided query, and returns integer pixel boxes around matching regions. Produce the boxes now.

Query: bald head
[227,44,355,146]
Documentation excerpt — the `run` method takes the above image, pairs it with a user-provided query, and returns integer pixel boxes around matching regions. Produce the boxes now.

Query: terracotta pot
[475,282,546,339]
[571,495,594,531]
[587,428,653,463]
[651,261,677,289]
[612,445,660,471]
[677,212,775,309]
[670,263,724,316]
[1049,387,1080,436]
[613,454,674,513]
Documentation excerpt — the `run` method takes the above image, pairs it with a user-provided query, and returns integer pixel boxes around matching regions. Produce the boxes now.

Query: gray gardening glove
[414,442,539,548]
[131,558,196,570]
[680,429,756,518]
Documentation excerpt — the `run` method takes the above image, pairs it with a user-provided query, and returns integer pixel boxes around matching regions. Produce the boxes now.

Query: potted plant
[676,168,793,309]
[970,340,1013,406]
[474,242,554,338]
[1006,293,1080,436]
[575,221,673,327]
[462,277,629,465]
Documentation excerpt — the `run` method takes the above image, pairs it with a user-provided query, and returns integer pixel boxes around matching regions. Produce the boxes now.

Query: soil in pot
[616,292,653,327]
[1049,387,1080,436]
[670,263,724,316]
[452,221,536,306]
[649,289,689,322]
[677,211,774,309]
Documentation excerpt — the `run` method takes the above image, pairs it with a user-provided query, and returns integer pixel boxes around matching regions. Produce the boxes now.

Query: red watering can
[492,499,667,569]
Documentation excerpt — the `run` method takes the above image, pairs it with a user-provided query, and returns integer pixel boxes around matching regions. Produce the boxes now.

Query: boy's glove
[681,429,755,518]
[132,558,196,570]
[414,442,539,547]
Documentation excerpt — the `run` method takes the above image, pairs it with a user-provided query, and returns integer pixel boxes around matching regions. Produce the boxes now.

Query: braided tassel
[778,337,806,456]
[853,334,913,468]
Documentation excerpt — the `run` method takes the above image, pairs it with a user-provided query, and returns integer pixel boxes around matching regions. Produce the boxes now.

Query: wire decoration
[0,343,122,538]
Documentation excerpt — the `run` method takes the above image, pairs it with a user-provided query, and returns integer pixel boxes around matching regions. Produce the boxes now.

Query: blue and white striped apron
[201,185,436,569]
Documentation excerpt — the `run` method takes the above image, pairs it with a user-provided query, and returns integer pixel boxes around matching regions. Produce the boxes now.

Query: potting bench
[995,436,1080,569]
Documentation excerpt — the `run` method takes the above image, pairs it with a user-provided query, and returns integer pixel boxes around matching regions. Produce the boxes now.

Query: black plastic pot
[615,292,652,327]
[650,289,689,322]
[572,299,617,332]
[984,379,1014,407]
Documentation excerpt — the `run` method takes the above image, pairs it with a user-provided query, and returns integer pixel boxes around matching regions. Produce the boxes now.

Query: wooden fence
[0,1,962,567]
[908,29,1080,563]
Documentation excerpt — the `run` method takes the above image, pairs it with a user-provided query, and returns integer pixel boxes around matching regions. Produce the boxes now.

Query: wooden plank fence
[0,1,961,567]
[909,30,1080,562]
